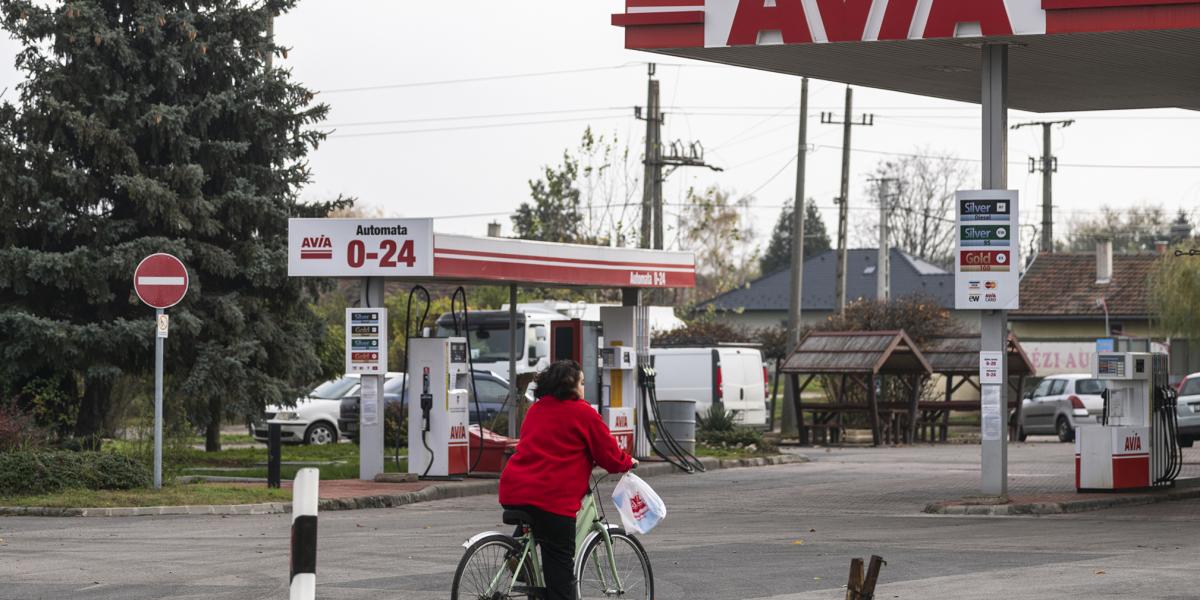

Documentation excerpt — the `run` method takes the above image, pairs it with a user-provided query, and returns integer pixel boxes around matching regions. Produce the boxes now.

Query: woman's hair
[534,360,584,400]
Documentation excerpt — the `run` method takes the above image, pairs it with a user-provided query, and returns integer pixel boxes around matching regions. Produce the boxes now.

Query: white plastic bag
[611,473,666,534]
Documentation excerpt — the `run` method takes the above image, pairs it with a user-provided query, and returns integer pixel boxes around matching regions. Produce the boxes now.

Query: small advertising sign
[955,191,1020,310]
[289,219,434,278]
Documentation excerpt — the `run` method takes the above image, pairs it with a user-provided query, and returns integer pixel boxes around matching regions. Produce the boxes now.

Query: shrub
[0,451,151,496]
[384,402,407,449]
[697,405,737,433]
[0,402,50,451]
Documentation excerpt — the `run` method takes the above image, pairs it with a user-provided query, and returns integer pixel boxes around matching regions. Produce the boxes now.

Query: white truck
[649,345,770,427]
[434,306,558,377]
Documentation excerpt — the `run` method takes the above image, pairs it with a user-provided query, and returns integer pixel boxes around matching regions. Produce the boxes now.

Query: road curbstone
[1,453,806,518]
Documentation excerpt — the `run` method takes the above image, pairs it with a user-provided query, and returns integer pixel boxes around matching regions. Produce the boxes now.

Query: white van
[649,346,769,427]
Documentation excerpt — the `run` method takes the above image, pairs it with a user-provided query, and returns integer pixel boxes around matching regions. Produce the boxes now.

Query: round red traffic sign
[134,253,189,309]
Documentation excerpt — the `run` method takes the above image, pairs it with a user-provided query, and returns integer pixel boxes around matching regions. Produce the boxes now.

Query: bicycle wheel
[576,529,653,600]
[451,534,537,600]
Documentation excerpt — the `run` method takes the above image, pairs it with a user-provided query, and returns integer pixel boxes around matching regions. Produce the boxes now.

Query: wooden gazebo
[916,334,1038,443]
[781,331,933,447]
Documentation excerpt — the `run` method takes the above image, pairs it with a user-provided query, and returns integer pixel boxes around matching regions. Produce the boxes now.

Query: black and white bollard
[290,468,319,600]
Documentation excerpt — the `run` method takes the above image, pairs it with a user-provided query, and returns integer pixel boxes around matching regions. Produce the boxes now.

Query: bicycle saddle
[502,510,534,526]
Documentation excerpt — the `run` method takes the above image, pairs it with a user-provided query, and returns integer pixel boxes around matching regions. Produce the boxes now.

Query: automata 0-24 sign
[288,219,434,277]
[955,191,1020,311]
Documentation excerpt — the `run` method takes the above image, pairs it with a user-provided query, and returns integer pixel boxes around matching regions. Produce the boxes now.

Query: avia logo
[1124,435,1142,452]
[450,424,467,440]
[615,415,629,429]
[300,235,333,260]
[727,0,1014,46]
[629,493,649,520]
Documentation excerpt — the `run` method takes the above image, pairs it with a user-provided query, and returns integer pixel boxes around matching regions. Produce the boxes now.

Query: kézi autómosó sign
[288,219,433,278]
[955,191,1019,310]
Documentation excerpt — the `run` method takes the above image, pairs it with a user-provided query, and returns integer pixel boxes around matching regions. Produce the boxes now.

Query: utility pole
[869,177,900,303]
[636,64,722,250]
[822,87,874,313]
[1012,119,1073,254]
[782,77,810,438]
[638,64,660,249]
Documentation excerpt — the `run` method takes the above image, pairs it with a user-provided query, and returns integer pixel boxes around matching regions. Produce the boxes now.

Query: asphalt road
[5,442,1200,599]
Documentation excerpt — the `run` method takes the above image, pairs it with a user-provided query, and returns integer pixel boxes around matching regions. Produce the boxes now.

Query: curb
[924,484,1200,516]
[1,454,806,518]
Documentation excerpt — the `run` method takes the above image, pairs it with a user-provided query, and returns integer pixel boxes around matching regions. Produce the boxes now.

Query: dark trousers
[504,505,577,600]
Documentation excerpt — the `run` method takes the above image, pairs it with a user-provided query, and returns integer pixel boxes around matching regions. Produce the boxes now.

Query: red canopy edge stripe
[612,11,705,27]
[434,247,695,270]
[627,0,703,7]
[623,24,705,49]
[433,256,696,288]
[1046,2,1200,31]
[1043,0,1200,8]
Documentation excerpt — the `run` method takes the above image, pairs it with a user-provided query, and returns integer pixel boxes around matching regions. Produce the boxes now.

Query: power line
[326,114,630,138]
[318,64,644,94]
[325,106,629,128]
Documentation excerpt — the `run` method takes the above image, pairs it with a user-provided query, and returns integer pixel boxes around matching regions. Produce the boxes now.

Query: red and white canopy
[612,0,1200,112]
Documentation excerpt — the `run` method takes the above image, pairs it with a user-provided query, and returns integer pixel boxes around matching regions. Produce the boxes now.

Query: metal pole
[508,284,519,438]
[783,77,809,437]
[154,308,164,489]
[1041,123,1053,253]
[835,87,853,313]
[359,277,385,480]
[981,44,1010,498]
[651,78,664,250]
[877,181,889,303]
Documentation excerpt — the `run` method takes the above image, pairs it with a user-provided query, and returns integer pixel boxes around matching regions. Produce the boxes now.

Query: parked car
[339,370,512,441]
[1016,374,1107,442]
[1174,372,1200,447]
[649,346,769,426]
[253,375,372,445]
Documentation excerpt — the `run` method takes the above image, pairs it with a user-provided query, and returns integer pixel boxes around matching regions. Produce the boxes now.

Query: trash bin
[653,399,697,455]
[469,425,518,474]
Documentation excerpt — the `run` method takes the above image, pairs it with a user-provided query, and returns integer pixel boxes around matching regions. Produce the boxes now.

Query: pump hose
[450,286,488,476]
[1154,384,1182,485]
[639,366,706,473]
[396,285,432,476]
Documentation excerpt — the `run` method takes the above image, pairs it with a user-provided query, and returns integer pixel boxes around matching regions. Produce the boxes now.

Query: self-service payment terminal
[1076,352,1181,491]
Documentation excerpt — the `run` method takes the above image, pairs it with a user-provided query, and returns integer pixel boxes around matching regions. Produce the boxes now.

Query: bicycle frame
[480,490,626,598]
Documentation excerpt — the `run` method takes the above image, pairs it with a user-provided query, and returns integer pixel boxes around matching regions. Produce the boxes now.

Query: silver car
[1174,373,1200,447]
[1017,374,1106,442]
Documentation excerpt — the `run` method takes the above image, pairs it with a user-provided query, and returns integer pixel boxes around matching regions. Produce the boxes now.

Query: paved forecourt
[7,443,1200,599]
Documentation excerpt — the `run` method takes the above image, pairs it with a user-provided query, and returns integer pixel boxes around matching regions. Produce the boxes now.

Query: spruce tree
[759,202,832,275]
[0,0,347,450]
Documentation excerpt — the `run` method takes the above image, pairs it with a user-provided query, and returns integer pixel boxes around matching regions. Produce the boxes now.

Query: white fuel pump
[1076,352,1180,491]
[599,307,642,457]
[407,337,471,478]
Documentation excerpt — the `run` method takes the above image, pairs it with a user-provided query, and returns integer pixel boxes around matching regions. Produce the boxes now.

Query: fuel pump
[599,307,643,457]
[407,337,471,478]
[1076,352,1180,491]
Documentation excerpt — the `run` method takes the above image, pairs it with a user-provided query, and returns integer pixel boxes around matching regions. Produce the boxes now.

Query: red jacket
[498,396,634,517]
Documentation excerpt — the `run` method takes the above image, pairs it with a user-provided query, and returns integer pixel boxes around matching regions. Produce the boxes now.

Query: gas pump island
[288,218,698,481]
[1076,352,1181,491]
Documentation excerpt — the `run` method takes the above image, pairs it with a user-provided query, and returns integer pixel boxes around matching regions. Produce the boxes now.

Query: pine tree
[0,0,348,450]
[759,202,832,275]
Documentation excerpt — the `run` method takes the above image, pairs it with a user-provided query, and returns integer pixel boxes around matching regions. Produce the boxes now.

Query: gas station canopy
[613,0,1200,112]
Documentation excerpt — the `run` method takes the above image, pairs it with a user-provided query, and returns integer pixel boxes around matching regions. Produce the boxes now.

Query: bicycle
[451,474,654,599]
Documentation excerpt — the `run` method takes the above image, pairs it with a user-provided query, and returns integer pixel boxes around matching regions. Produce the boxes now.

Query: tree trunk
[74,373,112,447]
[205,395,222,452]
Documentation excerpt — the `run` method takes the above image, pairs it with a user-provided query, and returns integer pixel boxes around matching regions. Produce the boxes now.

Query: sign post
[134,253,189,489]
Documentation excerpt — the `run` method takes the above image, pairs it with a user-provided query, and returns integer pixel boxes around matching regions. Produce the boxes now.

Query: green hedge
[0,451,152,496]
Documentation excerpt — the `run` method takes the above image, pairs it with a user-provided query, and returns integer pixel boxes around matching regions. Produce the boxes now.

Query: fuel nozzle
[420,367,433,432]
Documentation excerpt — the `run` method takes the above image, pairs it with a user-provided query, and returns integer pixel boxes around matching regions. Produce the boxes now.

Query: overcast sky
[2,1,1198,257]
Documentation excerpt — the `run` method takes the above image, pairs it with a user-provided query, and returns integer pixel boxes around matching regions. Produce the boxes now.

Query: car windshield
[1076,379,1107,395]
[310,377,359,399]
[435,321,525,363]
[1183,378,1200,397]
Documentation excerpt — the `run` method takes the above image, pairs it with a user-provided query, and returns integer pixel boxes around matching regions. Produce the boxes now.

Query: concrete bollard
[290,468,319,600]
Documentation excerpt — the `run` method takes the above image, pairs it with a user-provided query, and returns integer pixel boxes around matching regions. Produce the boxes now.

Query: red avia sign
[960,250,1011,272]
[613,0,1200,48]
[300,235,333,260]
[134,253,189,309]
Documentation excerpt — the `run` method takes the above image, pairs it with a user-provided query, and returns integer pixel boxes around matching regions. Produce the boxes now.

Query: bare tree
[575,128,642,247]
[863,150,975,266]
[675,185,759,302]
[1061,204,1170,253]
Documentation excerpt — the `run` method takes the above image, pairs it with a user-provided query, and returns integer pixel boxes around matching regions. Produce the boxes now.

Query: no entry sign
[134,253,189,309]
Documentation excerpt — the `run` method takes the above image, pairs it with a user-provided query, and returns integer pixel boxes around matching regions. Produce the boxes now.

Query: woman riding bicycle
[498,359,637,600]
